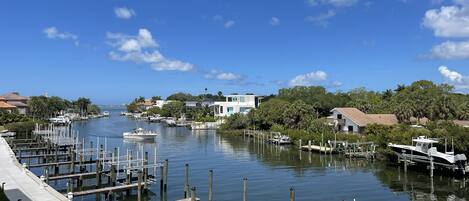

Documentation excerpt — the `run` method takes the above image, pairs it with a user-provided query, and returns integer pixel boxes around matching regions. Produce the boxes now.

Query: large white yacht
[388,136,466,173]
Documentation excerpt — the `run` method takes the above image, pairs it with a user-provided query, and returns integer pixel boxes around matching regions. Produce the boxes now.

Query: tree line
[220,80,469,154]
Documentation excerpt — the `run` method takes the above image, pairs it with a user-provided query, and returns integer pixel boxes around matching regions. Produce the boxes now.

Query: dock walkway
[0,137,68,201]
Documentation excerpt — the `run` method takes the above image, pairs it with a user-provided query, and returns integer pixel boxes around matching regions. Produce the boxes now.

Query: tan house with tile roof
[0,97,17,113]
[330,107,398,134]
[0,92,29,114]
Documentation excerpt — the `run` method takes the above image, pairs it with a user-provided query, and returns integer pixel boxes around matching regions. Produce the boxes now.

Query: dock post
[243,177,248,201]
[191,186,196,201]
[144,152,148,193]
[308,140,312,152]
[430,156,434,178]
[96,159,101,188]
[403,151,407,172]
[164,159,168,193]
[289,187,295,201]
[45,168,49,183]
[138,171,143,201]
[298,139,302,150]
[209,170,213,201]
[184,163,189,198]
[160,165,164,195]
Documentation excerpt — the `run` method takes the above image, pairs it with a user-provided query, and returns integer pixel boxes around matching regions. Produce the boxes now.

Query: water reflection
[63,108,468,201]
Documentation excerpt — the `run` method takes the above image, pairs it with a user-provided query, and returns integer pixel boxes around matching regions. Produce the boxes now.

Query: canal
[43,108,468,201]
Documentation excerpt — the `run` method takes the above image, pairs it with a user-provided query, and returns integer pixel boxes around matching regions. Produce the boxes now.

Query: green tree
[166,93,195,102]
[161,101,185,118]
[151,96,162,102]
[283,100,316,130]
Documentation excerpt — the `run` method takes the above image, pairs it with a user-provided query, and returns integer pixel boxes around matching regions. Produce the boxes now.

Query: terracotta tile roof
[0,102,17,109]
[0,92,29,101]
[332,107,398,127]
[137,100,154,106]
[7,101,28,107]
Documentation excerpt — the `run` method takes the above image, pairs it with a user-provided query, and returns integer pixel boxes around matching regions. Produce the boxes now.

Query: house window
[227,107,234,113]
[240,107,251,113]
[228,97,233,102]
[337,114,342,119]
[240,97,245,102]
[348,126,354,133]
[220,106,223,113]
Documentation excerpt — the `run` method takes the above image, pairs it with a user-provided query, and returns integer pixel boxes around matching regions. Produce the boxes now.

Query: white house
[212,94,262,117]
[330,108,398,134]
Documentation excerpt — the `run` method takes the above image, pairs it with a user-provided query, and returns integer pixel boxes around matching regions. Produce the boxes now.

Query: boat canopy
[412,136,439,144]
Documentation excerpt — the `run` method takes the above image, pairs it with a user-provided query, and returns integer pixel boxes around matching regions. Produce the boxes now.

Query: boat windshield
[416,142,431,152]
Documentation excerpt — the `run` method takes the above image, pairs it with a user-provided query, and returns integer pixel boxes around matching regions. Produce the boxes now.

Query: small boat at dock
[123,128,158,140]
[102,111,110,117]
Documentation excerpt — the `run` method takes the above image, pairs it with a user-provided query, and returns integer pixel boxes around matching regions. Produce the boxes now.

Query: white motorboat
[103,111,110,117]
[270,132,292,145]
[388,136,466,173]
[123,128,158,140]
[49,116,71,125]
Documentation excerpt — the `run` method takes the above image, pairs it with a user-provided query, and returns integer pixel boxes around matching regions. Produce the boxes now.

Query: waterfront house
[0,92,29,115]
[330,107,398,134]
[212,94,262,117]
[137,100,156,111]
[185,100,214,108]
[0,97,17,113]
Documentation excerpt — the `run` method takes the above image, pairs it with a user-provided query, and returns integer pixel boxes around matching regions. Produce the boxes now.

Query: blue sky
[1,0,469,104]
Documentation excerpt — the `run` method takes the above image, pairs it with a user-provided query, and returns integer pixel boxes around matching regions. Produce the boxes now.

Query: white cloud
[289,71,328,86]
[307,0,358,7]
[204,70,242,81]
[439,66,463,82]
[438,66,469,89]
[43,26,79,45]
[107,29,193,72]
[306,10,336,27]
[114,7,136,19]
[224,20,235,28]
[431,40,469,59]
[423,5,469,38]
[270,17,280,26]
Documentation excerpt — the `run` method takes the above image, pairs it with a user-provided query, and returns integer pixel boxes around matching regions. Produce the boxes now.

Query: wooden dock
[299,145,333,153]
[0,137,68,201]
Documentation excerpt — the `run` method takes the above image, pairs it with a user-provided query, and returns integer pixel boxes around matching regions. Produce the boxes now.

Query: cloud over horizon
[439,65,469,89]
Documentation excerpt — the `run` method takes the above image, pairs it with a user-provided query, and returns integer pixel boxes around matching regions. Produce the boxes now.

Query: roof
[0,92,29,101]
[0,102,16,109]
[454,120,469,128]
[331,107,398,127]
[367,114,399,126]
[332,108,369,126]
[7,101,28,107]
[138,100,154,106]
[0,97,5,101]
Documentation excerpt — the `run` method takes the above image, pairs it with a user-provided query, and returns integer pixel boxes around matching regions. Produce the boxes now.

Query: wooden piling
[243,177,248,201]
[191,186,196,201]
[290,187,295,201]
[137,171,142,201]
[164,159,168,193]
[184,163,189,198]
[209,170,213,201]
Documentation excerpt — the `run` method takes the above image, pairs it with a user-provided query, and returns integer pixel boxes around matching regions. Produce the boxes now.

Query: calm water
[38,108,469,201]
